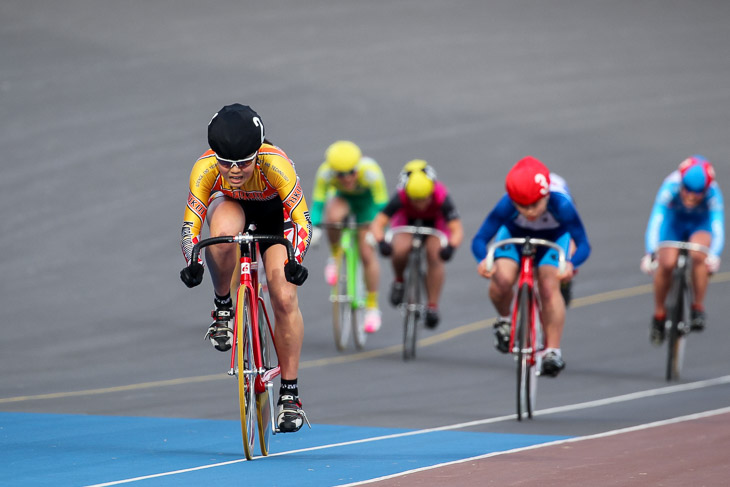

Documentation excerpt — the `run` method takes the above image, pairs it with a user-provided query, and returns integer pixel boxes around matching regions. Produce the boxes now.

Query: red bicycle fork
[509,255,539,367]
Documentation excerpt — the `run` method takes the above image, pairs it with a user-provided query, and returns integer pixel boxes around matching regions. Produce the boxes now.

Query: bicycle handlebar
[486,237,567,274]
[656,241,711,255]
[190,234,297,266]
[384,225,449,248]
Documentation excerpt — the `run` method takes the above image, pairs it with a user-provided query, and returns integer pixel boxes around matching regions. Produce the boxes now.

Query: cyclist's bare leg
[324,197,350,248]
[689,231,712,307]
[358,226,380,293]
[654,247,679,317]
[390,233,413,280]
[424,236,444,305]
[206,197,246,297]
[489,258,518,317]
[537,265,565,349]
[262,244,303,381]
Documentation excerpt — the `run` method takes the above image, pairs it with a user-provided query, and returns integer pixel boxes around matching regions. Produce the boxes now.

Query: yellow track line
[2,272,728,404]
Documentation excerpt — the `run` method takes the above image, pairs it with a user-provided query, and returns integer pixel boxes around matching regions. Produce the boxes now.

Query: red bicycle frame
[509,250,539,366]
[228,239,280,394]
[486,236,567,365]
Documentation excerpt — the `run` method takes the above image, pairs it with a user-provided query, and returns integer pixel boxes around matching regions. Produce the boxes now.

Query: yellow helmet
[402,159,428,174]
[405,169,435,200]
[325,140,361,173]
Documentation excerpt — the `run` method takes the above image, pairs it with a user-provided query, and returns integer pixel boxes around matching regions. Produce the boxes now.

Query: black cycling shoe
[389,281,405,307]
[690,309,706,332]
[425,308,440,329]
[205,308,233,352]
[650,316,666,346]
[540,351,566,377]
[277,394,310,433]
[493,319,511,354]
[560,280,572,307]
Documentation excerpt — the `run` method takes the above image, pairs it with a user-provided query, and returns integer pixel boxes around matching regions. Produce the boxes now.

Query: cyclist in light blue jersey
[641,155,724,344]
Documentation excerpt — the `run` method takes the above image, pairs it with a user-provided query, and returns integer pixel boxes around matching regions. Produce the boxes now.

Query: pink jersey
[396,181,449,219]
[387,181,458,236]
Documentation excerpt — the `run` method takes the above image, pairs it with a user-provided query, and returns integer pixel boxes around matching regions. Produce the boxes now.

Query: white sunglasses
[216,151,258,169]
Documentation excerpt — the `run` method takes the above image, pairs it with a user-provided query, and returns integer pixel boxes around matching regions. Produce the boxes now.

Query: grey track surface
[2,0,729,443]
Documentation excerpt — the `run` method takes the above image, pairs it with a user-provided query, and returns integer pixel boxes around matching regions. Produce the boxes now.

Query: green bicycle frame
[338,223,365,310]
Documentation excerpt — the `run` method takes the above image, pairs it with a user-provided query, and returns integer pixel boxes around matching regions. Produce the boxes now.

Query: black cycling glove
[180,262,204,288]
[378,240,393,257]
[439,244,455,262]
[285,260,309,286]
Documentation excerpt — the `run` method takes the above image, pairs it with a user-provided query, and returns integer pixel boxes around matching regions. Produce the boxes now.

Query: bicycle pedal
[300,409,312,429]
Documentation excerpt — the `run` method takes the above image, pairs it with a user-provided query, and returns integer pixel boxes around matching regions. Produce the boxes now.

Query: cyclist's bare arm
[370,212,389,242]
[446,218,464,248]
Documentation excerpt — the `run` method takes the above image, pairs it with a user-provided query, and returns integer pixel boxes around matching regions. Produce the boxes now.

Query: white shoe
[324,257,338,286]
[364,308,382,333]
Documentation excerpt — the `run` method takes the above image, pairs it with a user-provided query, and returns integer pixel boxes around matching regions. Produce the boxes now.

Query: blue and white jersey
[548,173,572,201]
[471,178,591,267]
[644,170,725,257]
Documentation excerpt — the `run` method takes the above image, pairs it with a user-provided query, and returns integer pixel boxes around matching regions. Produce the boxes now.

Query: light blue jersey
[645,170,725,257]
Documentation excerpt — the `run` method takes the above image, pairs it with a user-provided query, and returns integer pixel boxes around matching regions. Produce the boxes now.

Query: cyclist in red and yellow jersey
[179,103,310,433]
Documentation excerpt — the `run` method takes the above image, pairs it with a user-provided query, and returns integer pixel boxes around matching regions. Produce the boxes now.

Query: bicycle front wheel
[665,274,687,381]
[515,283,534,421]
[402,252,421,361]
[351,257,367,350]
[332,251,352,351]
[256,294,275,456]
[236,288,257,459]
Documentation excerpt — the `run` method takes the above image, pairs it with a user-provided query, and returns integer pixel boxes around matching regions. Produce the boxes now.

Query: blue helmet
[679,155,715,193]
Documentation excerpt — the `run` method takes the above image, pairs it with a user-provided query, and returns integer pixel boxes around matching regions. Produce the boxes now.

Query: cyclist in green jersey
[310,141,388,333]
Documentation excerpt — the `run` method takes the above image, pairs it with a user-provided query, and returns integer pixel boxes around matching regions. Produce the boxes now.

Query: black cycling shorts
[239,197,294,255]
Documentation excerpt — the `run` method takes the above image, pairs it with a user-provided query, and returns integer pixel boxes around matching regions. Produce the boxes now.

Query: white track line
[84,374,730,487]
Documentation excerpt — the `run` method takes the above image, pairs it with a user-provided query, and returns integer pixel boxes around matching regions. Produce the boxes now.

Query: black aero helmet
[208,104,265,161]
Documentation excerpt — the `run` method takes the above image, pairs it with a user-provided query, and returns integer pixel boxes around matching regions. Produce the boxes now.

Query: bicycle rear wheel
[331,251,352,351]
[256,292,275,456]
[402,251,421,361]
[236,288,256,459]
[665,274,687,381]
[515,283,534,421]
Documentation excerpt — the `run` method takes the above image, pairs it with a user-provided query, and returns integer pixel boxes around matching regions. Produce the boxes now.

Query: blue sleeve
[553,194,591,268]
[471,195,513,262]
[707,184,725,257]
[644,180,675,254]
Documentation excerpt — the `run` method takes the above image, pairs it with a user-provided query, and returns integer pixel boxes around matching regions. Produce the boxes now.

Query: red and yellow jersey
[181,143,311,264]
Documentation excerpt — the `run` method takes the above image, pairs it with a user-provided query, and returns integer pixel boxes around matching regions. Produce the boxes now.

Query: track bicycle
[188,227,306,460]
[385,223,448,361]
[655,241,710,382]
[485,237,566,421]
[322,215,368,351]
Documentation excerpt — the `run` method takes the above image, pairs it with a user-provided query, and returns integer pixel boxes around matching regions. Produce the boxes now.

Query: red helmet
[505,156,551,206]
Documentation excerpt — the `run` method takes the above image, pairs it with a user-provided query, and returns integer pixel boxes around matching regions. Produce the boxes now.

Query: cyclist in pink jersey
[370,160,463,328]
